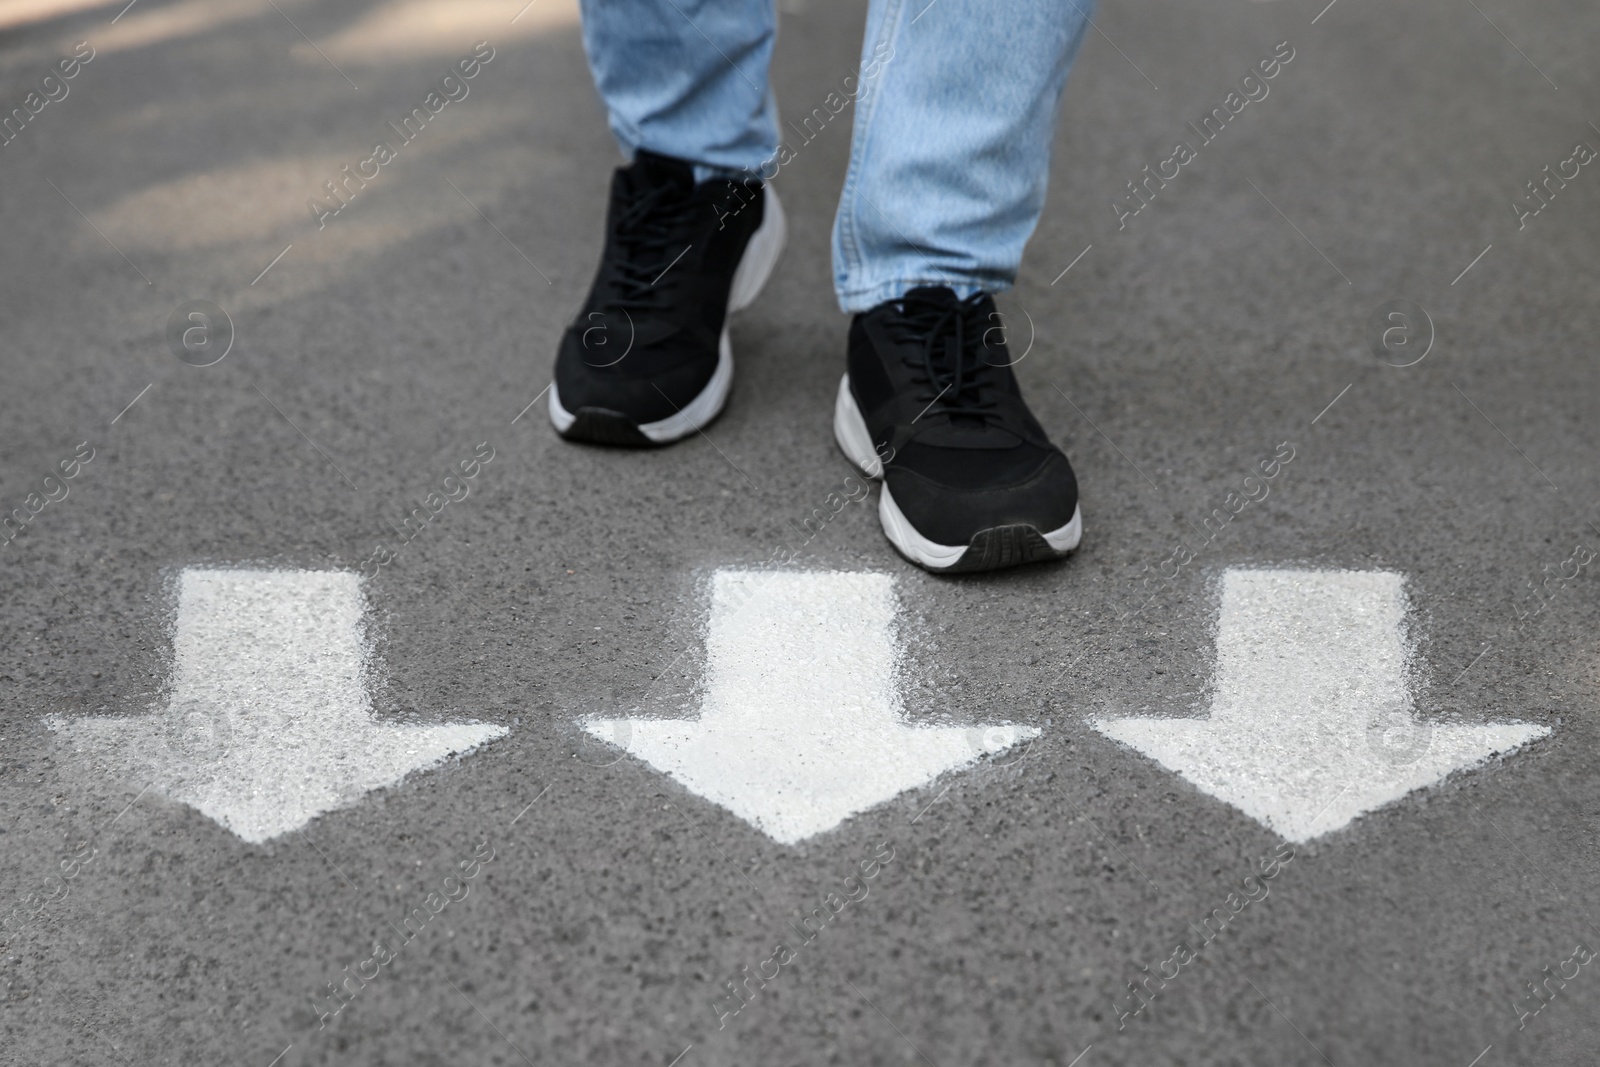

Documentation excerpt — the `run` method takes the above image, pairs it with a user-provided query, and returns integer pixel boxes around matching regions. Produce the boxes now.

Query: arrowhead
[1093,716,1546,843]
[48,714,505,844]
[44,568,505,843]
[587,716,1035,846]
[585,571,1036,845]
[1094,569,1549,842]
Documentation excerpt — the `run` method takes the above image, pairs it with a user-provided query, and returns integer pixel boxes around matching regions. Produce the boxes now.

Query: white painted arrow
[1094,568,1548,841]
[47,568,505,843]
[585,570,1035,845]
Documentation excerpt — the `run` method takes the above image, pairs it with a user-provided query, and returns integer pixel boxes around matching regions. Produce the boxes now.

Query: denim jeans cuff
[691,162,766,185]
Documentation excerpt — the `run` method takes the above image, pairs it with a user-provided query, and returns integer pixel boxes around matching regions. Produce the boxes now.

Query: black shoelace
[606,185,700,313]
[888,291,1003,424]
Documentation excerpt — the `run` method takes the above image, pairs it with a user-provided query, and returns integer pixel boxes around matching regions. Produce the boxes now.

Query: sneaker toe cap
[554,327,718,425]
[885,450,1079,548]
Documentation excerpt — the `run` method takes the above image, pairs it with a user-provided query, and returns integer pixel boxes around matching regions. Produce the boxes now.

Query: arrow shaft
[699,571,901,731]
[1208,569,1411,728]
[172,569,369,727]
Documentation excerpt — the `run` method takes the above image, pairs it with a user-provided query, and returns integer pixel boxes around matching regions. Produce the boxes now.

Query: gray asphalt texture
[2,0,1598,1064]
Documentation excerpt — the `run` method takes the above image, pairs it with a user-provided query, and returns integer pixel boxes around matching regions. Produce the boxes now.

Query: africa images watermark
[358,442,497,577]
[708,841,896,1030]
[1112,40,1296,230]
[0,41,96,149]
[713,39,896,231]
[779,462,881,557]
[754,40,894,184]
[310,838,497,1028]
[0,839,99,948]
[1508,940,1594,1032]
[0,442,96,551]
[1510,539,1595,624]
[308,42,497,229]
[1132,441,1295,604]
[1509,134,1596,231]
[731,440,895,579]
[1109,843,1296,1030]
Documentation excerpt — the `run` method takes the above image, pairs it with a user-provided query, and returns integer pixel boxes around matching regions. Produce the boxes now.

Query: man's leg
[550,0,788,446]
[578,0,781,180]
[832,0,1093,308]
[828,0,1094,573]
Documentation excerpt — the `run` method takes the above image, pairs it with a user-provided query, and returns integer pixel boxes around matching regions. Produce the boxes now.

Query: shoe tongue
[902,285,959,305]
[626,149,696,195]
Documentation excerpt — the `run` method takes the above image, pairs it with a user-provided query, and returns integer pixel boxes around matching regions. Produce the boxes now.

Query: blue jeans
[578,0,1093,312]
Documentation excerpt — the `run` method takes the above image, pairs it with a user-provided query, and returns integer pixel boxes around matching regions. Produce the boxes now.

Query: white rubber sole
[832,374,1083,571]
[549,187,787,444]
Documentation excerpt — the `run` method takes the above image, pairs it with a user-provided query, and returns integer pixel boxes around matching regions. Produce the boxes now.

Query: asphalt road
[2,0,1598,1065]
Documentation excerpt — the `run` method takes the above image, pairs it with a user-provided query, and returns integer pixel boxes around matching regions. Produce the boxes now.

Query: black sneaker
[549,149,786,445]
[832,286,1082,573]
